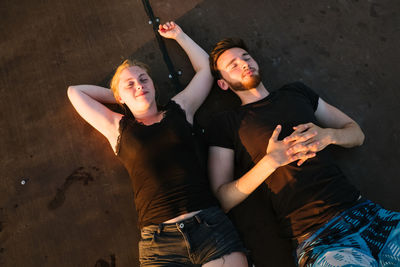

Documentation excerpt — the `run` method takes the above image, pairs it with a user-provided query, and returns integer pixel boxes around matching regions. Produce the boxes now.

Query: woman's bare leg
[202,252,248,267]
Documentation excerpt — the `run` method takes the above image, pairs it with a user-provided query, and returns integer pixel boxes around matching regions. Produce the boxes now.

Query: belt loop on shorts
[157,223,163,234]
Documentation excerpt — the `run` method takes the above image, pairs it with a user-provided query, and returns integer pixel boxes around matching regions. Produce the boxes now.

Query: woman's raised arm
[67,85,122,151]
[159,21,213,124]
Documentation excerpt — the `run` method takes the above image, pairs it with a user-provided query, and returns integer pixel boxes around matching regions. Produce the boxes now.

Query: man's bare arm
[283,98,365,165]
[209,125,316,212]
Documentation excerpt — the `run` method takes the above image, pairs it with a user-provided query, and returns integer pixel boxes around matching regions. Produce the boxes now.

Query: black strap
[141,0,182,92]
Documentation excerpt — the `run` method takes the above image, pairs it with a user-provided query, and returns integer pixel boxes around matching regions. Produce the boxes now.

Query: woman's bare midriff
[163,210,202,223]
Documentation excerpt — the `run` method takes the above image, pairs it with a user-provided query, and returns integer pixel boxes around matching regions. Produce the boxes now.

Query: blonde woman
[67,22,247,267]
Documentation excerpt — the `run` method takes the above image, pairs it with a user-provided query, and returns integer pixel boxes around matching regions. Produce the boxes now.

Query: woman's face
[117,66,156,112]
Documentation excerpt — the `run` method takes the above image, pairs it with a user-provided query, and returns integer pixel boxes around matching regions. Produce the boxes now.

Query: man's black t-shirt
[207,82,359,239]
[116,100,217,229]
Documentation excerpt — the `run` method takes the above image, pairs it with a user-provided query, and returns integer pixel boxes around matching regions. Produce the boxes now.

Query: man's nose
[241,60,249,70]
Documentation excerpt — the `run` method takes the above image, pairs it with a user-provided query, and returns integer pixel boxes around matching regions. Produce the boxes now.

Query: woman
[67,21,248,266]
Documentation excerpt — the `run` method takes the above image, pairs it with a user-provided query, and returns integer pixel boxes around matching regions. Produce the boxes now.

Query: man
[206,38,400,266]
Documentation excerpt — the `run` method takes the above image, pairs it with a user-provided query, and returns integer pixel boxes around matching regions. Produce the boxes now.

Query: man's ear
[217,79,229,91]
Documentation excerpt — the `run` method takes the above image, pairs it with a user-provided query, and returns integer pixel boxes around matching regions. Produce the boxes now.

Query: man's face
[216,47,261,91]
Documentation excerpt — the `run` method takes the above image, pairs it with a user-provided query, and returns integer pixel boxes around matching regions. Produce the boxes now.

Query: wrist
[261,154,279,171]
[326,128,336,145]
[174,31,187,42]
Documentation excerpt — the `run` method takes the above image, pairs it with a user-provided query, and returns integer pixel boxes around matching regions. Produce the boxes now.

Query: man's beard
[228,72,261,91]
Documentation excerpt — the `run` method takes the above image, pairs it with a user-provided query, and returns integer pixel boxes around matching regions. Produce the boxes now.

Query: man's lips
[243,70,254,78]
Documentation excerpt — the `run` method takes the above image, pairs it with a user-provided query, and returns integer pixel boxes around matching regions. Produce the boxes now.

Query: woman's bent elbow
[67,86,78,99]
[358,131,365,146]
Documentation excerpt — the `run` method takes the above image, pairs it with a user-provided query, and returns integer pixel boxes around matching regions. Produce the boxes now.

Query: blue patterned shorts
[296,199,400,266]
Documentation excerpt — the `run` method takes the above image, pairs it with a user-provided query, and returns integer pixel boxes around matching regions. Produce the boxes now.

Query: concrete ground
[1,0,399,266]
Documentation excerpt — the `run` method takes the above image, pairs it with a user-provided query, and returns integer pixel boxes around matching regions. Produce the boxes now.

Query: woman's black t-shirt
[116,100,217,228]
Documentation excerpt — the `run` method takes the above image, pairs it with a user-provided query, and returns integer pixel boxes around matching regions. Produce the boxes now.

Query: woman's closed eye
[126,81,134,88]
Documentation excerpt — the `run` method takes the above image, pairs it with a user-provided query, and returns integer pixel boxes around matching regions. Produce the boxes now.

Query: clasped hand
[267,122,332,167]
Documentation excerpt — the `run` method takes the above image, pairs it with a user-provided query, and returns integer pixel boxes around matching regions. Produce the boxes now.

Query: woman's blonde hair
[110,59,151,103]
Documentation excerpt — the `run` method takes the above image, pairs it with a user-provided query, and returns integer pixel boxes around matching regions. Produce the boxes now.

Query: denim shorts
[138,206,247,266]
[296,199,400,267]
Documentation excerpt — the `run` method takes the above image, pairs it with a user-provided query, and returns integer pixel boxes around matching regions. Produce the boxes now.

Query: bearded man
[206,38,400,267]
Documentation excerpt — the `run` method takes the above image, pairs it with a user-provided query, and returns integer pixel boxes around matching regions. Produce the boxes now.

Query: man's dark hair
[209,38,249,79]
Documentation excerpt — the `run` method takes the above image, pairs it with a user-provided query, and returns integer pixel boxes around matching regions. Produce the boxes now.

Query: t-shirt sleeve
[205,112,235,149]
[289,82,320,111]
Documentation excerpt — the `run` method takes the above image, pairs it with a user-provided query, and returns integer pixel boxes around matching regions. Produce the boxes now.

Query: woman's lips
[135,91,148,97]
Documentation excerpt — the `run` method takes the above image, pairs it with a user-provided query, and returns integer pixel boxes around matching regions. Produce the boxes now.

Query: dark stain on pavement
[95,254,116,267]
[48,167,97,210]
